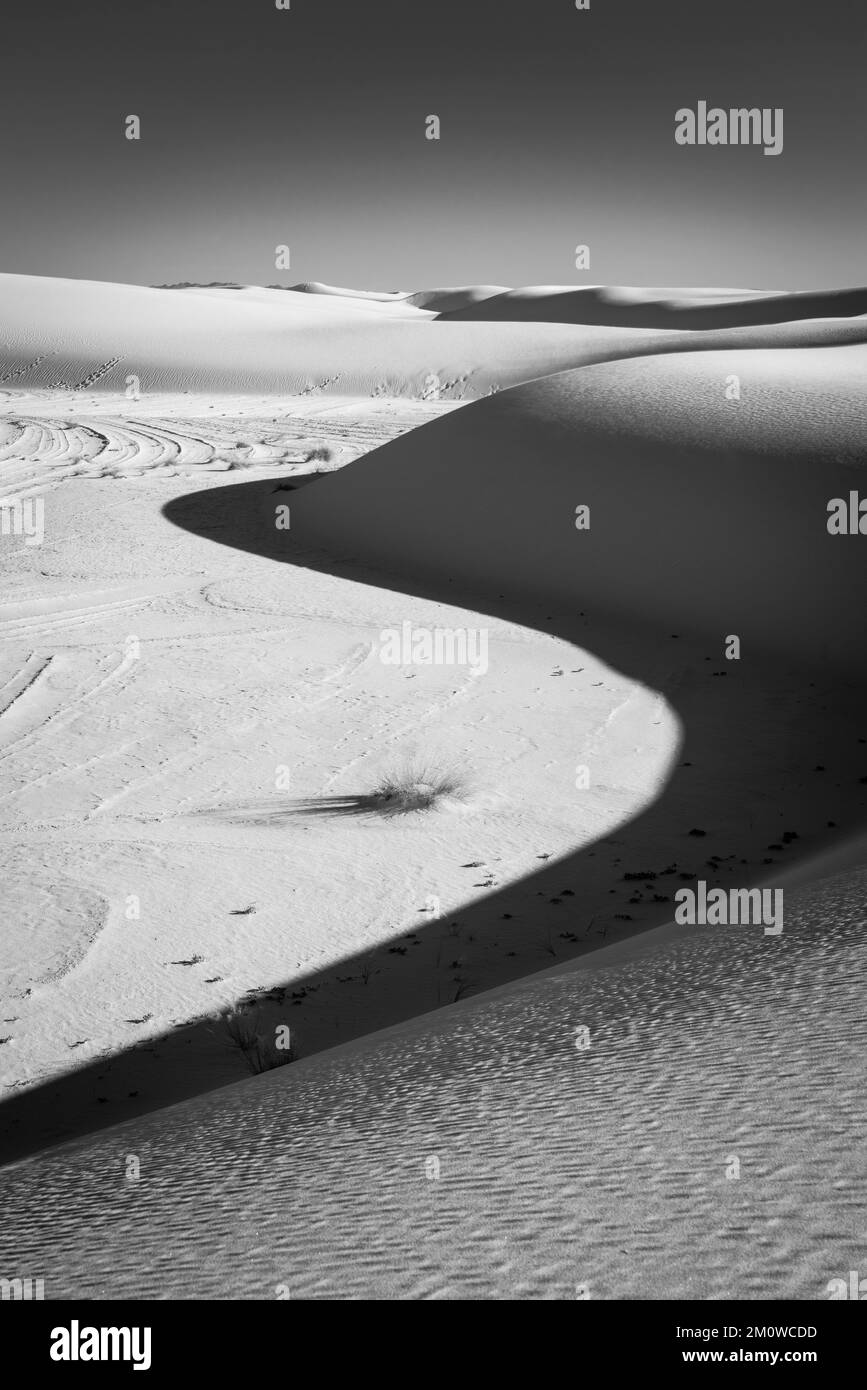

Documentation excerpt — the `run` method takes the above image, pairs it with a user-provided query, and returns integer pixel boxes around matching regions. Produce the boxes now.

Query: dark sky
[2,0,864,290]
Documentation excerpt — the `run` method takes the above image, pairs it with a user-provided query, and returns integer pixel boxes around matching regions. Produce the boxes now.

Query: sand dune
[439,283,867,328]
[288,280,409,301]
[288,280,512,314]
[6,274,867,407]
[166,284,433,318]
[404,285,511,313]
[289,342,867,674]
[0,845,863,1299]
[0,372,688,1161]
[2,275,866,1299]
[0,273,662,398]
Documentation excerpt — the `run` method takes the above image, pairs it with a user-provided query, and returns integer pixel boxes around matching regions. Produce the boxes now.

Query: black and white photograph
[1,0,865,1346]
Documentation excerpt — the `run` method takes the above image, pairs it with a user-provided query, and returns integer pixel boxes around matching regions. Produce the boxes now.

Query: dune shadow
[3,409,867,1166]
[440,284,867,329]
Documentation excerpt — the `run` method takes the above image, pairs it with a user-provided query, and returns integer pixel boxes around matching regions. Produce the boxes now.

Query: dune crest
[290,342,867,674]
[438,283,867,328]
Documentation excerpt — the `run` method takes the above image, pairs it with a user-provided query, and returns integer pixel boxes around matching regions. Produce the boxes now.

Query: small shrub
[369,759,470,816]
[223,1009,294,1075]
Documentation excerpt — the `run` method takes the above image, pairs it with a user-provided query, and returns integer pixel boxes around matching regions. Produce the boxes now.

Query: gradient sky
[2,0,864,291]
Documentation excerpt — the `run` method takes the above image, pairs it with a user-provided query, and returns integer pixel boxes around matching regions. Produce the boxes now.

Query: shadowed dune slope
[287,281,408,300]
[286,343,867,676]
[404,285,511,313]
[439,283,867,328]
[288,281,512,312]
[0,847,864,1300]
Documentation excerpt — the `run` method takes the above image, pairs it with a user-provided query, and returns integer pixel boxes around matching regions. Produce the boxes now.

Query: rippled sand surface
[1,858,863,1300]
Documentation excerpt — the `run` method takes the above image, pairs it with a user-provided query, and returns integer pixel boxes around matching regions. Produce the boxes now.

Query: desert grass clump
[223,1009,295,1075]
[369,759,470,816]
[304,444,334,463]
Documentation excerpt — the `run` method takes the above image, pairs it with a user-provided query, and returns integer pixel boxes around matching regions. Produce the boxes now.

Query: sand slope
[0,273,661,399]
[289,281,512,313]
[288,281,410,301]
[5,275,867,403]
[404,285,511,313]
[0,847,863,1300]
[2,277,866,1294]
[439,283,867,328]
[289,343,867,674]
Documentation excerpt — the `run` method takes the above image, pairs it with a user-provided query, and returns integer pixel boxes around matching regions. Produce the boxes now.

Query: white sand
[5,274,865,407]
[0,275,865,1299]
[439,282,867,326]
[0,845,864,1299]
[290,342,867,672]
[0,272,665,399]
[0,405,687,1149]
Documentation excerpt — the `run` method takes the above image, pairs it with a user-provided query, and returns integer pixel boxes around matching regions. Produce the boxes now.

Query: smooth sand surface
[0,273,667,398]
[5,274,867,405]
[288,342,867,673]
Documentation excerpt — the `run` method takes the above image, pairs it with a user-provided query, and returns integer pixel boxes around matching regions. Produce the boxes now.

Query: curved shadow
[3,390,866,1166]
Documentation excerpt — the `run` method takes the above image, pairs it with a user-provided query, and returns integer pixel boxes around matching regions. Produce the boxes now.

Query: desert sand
[1,275,865,1298]
[0,842,864,1299]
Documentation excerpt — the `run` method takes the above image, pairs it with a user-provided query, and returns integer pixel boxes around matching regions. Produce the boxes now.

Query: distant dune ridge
[287,280,410,300]
[281,280,512,312]
[3,274,867,401]
[403,285,511,313]
[0,273,665,397]
[434,283,867,327]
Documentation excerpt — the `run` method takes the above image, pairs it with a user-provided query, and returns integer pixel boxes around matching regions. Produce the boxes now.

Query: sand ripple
[0,862,863,1300]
